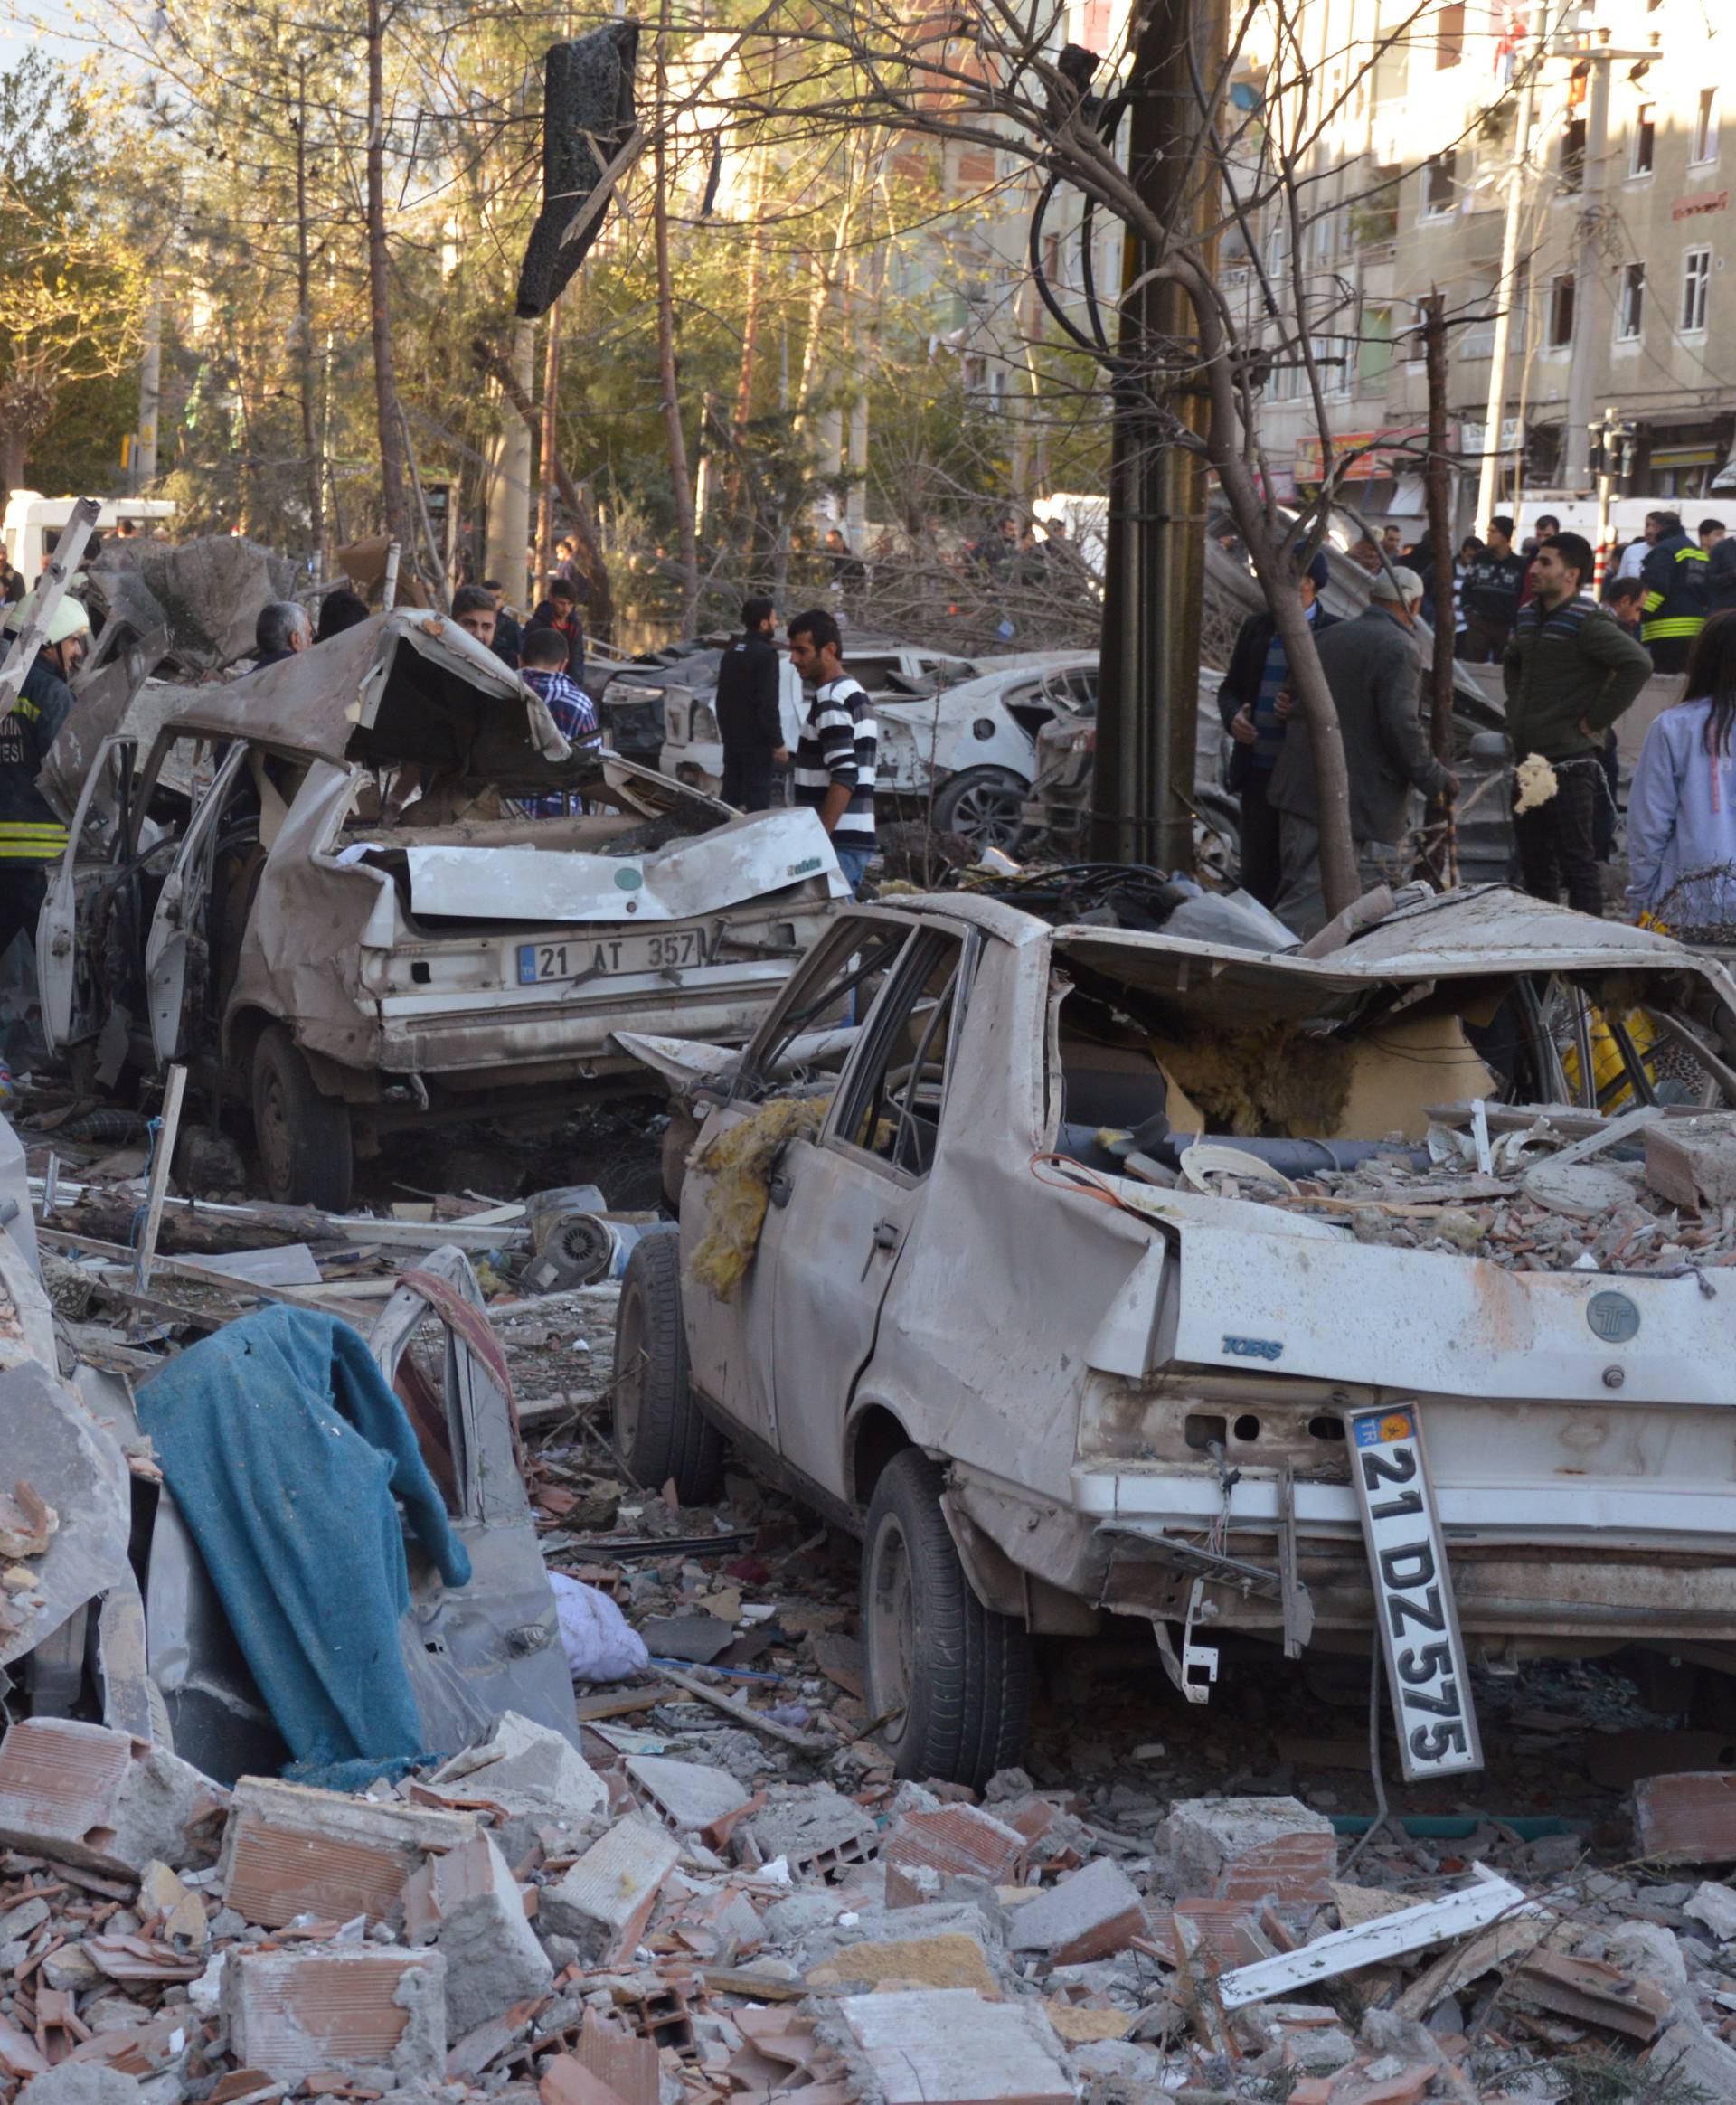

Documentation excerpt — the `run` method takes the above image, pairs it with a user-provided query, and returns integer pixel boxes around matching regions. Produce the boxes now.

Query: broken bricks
[217,1775,479,1928]
[1008,1857,1148,1967]
[401,1829,552,2036]
[1163,1794,1338,1908]
[836,1988,1073,2105]
[221,1944,447,2086]
[0,1718,222,1877]
[1633,1770,1736,1865]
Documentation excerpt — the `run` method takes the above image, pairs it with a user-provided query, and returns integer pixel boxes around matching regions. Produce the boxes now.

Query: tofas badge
[1587,1290,1640,1344]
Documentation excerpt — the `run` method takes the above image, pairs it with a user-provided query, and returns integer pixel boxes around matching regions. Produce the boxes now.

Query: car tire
[861,1448,1033,1789]
[931,767,1029,852]
[612,1226,726,1505]
[251,1023,354,1212]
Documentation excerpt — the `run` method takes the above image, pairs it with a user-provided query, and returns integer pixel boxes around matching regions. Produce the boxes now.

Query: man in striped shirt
[787,608,876,894]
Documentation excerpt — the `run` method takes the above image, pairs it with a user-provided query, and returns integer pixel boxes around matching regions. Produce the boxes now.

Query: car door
[39,734,137,1052]
[144,741,250,1065]
[677,914,916,1454]
[760,925,976,1506]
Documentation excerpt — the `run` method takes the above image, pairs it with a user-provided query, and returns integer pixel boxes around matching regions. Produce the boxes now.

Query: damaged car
[38,609,849,1210]
[614,884,1736,1789]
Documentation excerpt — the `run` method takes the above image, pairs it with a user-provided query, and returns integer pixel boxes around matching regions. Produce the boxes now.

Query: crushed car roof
[157,609,571,776]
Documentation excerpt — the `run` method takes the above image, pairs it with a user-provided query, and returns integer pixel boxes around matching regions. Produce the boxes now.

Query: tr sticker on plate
[1346,1402,1484,1783]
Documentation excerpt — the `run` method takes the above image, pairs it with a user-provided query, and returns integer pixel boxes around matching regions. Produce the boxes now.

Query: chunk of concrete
[19,2071,145,2105]
[537,1814,679,1964]
[738,1785,879,1878]
[1633,1771,1736,1865]
[625,1754,754,1836]
[221,1944,446,2087]
[1007,1857,1148,1966]
[401,1830,552,2037]
[838,1988,1072,2105]
[429,1712,606,1821]
[1646,1115,1736,1210]
[218,1776,479,1928]
[0,1719,221,1876]
[1684,1880,1736,1941]
[1162,1795,1336,1905]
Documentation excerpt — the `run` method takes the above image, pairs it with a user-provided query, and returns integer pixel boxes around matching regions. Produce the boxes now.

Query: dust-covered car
[614,885,1736,1787]
[39,610,848,1209]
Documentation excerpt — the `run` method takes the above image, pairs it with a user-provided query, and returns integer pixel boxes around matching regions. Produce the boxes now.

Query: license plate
[516,929,711,986]
[1346,1403,1484,1783]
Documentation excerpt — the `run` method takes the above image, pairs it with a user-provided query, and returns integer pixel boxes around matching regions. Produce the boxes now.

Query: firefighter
[0,595,89,960]
[1639,510,1712,674]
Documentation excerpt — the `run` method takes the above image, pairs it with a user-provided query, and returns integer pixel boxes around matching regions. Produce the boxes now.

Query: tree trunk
[653,0,700,634]
[295,57,325,562]
[365,0,412,550]
[1422,291,1458,888]
[472,337,615,640]
[536,297,561,597]
[725,154,767,525]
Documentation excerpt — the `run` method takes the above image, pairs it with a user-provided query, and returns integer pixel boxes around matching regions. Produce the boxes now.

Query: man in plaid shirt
[519,624,598,817]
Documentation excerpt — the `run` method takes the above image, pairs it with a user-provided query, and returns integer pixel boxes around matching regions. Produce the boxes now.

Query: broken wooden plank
[135,1064,188,1289]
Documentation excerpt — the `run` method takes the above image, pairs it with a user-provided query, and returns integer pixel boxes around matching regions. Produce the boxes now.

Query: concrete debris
[1007,1856,1148,1964]
[1633,1769,1736,1864]
[0,1719,222,1875]
[837,1987,1073,2105]
[536,1813,681,1964]
[429,1710,608,1821]
[1163,1795,1337,1906]
[218,1776,479,1928]
[221,1944,447,2085]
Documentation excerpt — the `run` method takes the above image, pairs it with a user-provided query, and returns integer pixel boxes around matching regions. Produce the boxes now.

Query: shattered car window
[835,931,968,1175]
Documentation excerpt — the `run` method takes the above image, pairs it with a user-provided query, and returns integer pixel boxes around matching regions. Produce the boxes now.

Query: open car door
[38,735,140,1055]
[143,741,250,1066]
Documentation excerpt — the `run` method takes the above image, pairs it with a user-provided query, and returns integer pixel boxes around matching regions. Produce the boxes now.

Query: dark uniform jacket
[0,656,75,864]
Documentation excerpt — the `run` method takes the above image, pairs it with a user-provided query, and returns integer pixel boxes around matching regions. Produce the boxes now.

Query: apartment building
[1240,0,1733,533]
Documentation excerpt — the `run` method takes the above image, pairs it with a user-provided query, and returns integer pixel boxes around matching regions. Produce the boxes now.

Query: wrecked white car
[614,885,1736,1789]
[38,610,848,1209]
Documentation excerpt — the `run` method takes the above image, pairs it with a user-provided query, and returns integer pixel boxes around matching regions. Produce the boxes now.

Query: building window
[1078,0,1112,51]
[1617,261,1645,339]
[1437,1,1465,67]
[1561,118,1586,193]
[1632,103,1656,177]
[1423,152,1458,216]
[1548,273,1576,346]
[1694,89,1720,165]
[1359,302,1393,390]
[1682,247,1712,333]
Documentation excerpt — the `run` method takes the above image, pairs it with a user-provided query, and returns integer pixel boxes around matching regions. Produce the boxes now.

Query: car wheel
[612,1227,726,1504]
[931,767,1029,852]
[861,1449,1033,1789]
[250,1023,354,1212]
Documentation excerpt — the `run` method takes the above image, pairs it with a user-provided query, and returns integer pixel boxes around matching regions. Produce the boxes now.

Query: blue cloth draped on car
[137,1306,472,1767]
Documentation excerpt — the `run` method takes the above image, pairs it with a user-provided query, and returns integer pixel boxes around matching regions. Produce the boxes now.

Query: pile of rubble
[8,1703,1736,2105]
[1212,1104,1736,1279]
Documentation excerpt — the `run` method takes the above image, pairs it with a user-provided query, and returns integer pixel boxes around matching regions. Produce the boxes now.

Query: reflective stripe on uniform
[1642,590,1665,612]
[1642,616,1706,640]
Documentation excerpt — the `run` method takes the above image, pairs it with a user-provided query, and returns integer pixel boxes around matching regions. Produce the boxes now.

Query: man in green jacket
[1503,531,1652,918]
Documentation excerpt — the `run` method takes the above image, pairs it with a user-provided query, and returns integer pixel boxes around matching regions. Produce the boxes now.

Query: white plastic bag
[549,1570,651,1682]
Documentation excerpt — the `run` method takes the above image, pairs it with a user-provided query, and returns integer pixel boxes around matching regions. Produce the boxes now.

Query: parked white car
[39,610,848,1211]
[615,887,1736,1786]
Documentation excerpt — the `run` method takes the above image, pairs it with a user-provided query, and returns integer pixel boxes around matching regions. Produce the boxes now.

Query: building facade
[1238,0,1733,534]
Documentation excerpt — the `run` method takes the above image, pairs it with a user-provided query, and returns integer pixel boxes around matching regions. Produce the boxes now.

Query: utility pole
[1422,293,1458,888]
[1561,30,1659,487]
[295,54,325,562]
[1090,0,1228,870]
[365,0,413,552]
[136,293,162,491]
[536,297,562,594]
[1475,1,1555,532]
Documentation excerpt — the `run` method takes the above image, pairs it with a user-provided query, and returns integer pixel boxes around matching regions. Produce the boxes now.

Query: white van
[2,493,178,581]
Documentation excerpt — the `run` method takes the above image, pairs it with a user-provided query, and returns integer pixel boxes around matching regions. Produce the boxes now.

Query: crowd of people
[1217,503,1736,940]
